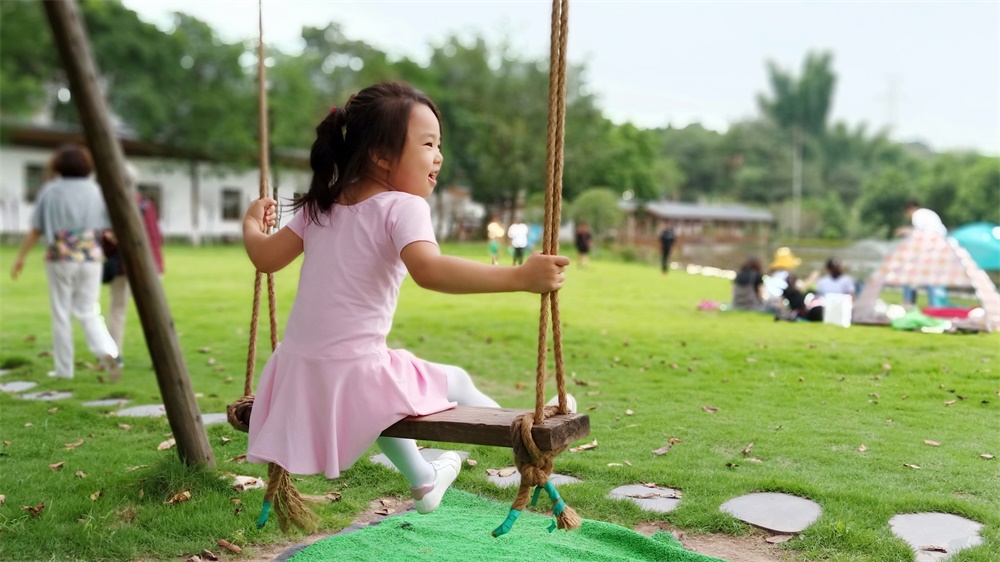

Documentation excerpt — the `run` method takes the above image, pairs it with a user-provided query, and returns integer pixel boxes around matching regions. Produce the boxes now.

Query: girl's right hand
[244,197,277,233]
[520,252,570,293]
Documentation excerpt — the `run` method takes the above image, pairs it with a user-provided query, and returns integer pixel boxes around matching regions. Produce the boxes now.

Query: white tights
[376,364,498,488]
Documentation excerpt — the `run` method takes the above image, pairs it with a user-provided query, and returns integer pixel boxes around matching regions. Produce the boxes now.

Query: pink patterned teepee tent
[853,230,1000,332]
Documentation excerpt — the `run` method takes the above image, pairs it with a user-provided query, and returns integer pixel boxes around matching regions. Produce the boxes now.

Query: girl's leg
[440,364,500,407]
[72,263,120,380]
[375,436,460,515]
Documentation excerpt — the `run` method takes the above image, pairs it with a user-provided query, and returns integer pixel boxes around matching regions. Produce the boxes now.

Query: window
[137,183,162,216]
[221,188,242,220]
[25,163,46,203]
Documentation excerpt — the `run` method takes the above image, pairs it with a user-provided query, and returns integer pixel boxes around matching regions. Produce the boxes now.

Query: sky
[122,1,1000,155]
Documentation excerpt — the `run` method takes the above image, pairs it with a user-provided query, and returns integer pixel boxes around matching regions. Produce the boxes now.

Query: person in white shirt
[901,199,948,305]
[507,220,529,265]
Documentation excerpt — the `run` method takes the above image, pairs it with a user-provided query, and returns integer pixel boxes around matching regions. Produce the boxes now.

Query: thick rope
[499,0,579,537]
[227,2,313,534]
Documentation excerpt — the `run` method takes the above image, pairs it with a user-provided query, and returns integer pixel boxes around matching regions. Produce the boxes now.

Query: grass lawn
[1,243,998,561]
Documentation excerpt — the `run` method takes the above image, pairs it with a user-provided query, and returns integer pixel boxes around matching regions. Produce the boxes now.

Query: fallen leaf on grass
[515,382,527,390]
[746,458,763,463]
[325,491,342,501]
[184,556,202,562]
[75,471,87,479]
[641,481,659,488]
[201,549,219,561]
[924,440,941,447]
[701,406,719,413]
[0,494,5,505]
[858,444,868,452]
[981,454,994,460]
[198,347,212,353]
[217,540,241,554]
[22,503,44,517]
[669,438,682,444]
[944,400,956,406]
[572,379,590,386]
[497,466,518,477]
[157,438,176,451]
[624,460,632,466]
[919,545,948,553]
[903,463,921,470]
[89,490,102,501]
[651,446,671,456]
[166,490,192,505]
[745,357,757,363]
[50,462,65,471]
[118,423,131,431]
[625,409,634,416]
[882,363,892,371]
[569,439,598,453]
[226,455,247,463]
[24,423,32,428]
[766,534,794,544]
[47,407,59,414]
[230,475,265,491]
[64,439,84,450]
[466,459,478,467]
[125,465,148,472]
[220,437,230,445]
[868,393,880,399]
[607,462,623,467]
[2,441,9,446]
[742,442,754,455]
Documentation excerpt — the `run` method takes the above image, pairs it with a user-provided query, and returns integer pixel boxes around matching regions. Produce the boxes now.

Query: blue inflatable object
[950,222,1000,271]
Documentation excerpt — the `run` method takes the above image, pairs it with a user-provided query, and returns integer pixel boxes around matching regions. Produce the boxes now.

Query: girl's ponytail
[294,107,348,223]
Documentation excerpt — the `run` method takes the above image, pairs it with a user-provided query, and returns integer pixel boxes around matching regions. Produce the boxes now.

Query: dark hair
[292,82,442,223]
[52,144,93,178]
[740,257,762,272]
[826,257,844,279]
[904,198,921,209]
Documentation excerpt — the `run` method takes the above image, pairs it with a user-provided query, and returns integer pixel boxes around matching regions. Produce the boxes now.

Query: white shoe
[99,354,122,383]
[545,393,577,414]
[412,451,461,515]
[47,371,72,379]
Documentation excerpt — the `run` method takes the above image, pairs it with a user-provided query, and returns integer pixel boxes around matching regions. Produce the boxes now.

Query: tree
[569,188,623,239]
[951,157,1000,225]
[757,51,837,237]
[858,168,913,238]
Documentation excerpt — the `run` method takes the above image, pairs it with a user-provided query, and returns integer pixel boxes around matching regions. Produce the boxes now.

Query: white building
[0,122,313,244]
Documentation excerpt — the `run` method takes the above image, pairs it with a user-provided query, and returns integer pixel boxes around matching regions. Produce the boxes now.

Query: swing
[228,0,587,535]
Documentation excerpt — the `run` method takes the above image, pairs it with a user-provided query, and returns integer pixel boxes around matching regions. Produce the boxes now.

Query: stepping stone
[83,398,132,408]
[369,448,470,471]
[608,484,681,513]
[0,369,12,377]
[0,381,38,393]
[720,492,822,533]
[115,404,166,417]
[202,413,228,426]
[889,512,984,561]
[488,470,582,489]
[21,390,73,401]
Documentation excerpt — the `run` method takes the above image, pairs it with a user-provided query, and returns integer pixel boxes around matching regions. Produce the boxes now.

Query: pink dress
[246,191,456,478]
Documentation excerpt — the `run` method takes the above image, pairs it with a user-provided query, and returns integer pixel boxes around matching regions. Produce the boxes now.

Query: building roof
[622,200,774,223]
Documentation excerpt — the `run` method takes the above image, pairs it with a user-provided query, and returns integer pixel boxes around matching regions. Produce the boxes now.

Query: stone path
[1,378,989,559]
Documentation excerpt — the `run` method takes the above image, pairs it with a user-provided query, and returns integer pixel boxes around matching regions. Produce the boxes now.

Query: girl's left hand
[244,197,277,232]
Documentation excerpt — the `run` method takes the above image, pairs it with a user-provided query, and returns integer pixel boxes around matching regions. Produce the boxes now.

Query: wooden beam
[382,407,590,451]
[42,0,214,467]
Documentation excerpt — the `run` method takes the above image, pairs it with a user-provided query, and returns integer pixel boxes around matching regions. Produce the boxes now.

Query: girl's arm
[242,197,303,274]
[10,229,41,280]
[401,241,568,295]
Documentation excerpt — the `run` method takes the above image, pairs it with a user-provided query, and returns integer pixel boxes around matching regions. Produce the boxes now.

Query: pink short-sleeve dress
[246,191,456,478]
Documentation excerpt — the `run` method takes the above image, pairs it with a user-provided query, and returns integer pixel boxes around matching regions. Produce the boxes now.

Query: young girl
[242,82,570,516]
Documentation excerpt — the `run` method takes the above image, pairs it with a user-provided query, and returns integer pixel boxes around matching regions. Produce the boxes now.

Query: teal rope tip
[530,486,543,507]
[256,500,272,529]
[552,498,566,516]
[492,509,521,537]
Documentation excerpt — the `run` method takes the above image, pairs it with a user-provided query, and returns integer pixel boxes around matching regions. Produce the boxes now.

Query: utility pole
[43,0,215,467]
[791,127,802,239]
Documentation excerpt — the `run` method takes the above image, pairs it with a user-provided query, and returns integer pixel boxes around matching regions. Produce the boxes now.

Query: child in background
[486,218,505,265]
[242,82,570,516]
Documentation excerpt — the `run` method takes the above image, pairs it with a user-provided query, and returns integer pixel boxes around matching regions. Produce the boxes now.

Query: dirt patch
[633,521,810,562]
[243,495,410,562]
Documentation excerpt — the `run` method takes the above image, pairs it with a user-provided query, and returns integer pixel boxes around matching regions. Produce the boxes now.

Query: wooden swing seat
[381,406,590,451]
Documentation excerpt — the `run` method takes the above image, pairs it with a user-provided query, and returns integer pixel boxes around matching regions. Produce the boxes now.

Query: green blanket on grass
[290,489,724,562]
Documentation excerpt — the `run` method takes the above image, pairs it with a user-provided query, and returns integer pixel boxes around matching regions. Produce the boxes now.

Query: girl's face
[389,103,443,198]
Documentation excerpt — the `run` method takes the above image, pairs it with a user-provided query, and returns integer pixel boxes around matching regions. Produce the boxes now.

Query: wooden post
[43,0,215,467]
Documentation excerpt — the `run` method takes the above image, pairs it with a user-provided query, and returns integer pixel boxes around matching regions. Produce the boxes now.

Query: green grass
[1,243,998,561]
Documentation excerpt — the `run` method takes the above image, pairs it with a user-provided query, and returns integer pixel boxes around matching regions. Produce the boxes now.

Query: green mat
[290,489,725,562]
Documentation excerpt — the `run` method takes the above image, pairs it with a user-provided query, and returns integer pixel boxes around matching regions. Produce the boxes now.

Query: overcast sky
[122,1,1000,155]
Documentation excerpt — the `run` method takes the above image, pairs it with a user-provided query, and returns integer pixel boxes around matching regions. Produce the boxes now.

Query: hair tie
[330,106,337,114]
